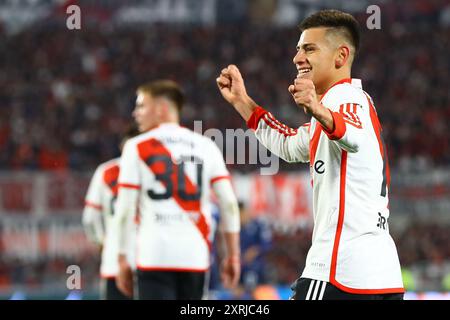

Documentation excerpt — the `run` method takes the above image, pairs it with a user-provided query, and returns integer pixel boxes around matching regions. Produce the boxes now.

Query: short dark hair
[137,80,185,112]
[299,9,360,56]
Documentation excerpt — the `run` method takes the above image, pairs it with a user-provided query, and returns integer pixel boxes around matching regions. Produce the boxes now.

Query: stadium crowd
[0,2,448,173]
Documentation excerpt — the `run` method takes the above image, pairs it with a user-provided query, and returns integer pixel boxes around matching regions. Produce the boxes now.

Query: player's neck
[159,112,180,125]
[159,120,179,126]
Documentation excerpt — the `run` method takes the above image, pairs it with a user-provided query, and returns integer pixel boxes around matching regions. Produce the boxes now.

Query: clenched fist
[288,78,321,115]
[288,78,334,131]
[216,65,258,121]
[216,65,247,105]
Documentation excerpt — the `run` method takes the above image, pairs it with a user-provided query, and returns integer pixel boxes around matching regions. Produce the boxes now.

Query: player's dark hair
[137,80,185,112]
[299,9,360,56]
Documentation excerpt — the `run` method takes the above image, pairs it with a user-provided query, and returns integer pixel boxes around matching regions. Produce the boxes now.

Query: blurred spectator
[38,140,68,171]
[207,205,222,292]
[238,201,272,291]
[443,272,450,291]
[401,267,417,292]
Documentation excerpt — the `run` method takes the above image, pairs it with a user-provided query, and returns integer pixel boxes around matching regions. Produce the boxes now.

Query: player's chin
[297,71,313,80]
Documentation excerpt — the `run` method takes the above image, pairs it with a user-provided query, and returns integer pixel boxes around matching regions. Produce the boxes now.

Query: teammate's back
[82,125,140,300]
[111,80,240,300]
[119,123,229,271]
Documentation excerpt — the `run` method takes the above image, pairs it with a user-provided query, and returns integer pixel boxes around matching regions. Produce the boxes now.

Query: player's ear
[335,45,350,68]
[160,101,167,114]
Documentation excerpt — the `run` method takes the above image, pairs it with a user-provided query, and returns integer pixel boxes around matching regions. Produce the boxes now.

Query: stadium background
[0,0,449,300]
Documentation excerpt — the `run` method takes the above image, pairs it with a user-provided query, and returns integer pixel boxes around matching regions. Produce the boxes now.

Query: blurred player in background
[238,201,272,293]
[202,202,222,298]
[82,125,140,300]
[217,9,404,300]
[110,80,241,300]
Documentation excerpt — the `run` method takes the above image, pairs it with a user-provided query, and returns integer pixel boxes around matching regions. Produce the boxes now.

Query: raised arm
[217,65,310,163]
[216,64,258,121]
[247,107,310,163]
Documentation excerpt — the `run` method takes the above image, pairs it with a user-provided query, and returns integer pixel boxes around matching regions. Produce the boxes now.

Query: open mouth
[297,67,312,77]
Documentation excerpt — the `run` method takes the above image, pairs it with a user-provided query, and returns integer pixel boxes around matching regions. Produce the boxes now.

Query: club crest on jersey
[339,103,362,129]
[377,212,387,230]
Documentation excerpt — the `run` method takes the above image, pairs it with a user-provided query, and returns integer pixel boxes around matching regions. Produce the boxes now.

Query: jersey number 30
[146,155,203,201]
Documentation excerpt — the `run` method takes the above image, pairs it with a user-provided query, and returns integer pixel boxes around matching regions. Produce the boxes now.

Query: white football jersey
[247,78,404,294]
[115,123,230,271]
[83,158,137,278]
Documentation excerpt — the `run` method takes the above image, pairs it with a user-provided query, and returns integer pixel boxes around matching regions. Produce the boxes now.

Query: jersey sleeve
[212,178,240,233]
[112,140,140,255]
[247,107,310,163]
[320,85,370,153]
[82,165,105,245]
[206,139,240,232]
[117,140,141,189]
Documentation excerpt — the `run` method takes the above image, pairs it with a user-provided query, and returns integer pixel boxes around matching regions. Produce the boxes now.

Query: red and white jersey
[247,78,404,294]
[83,158,137,278]
[115,123,230,272]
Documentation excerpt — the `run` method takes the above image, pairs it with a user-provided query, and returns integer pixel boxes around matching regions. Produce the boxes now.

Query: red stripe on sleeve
[210,175,230,185]
[342,103,362,128]
[246,106,268,130]
[84,200,102,211]
[322,109,346,140]
[262,114,298,137]
[346,103,358,123]
[118,183,141,190]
